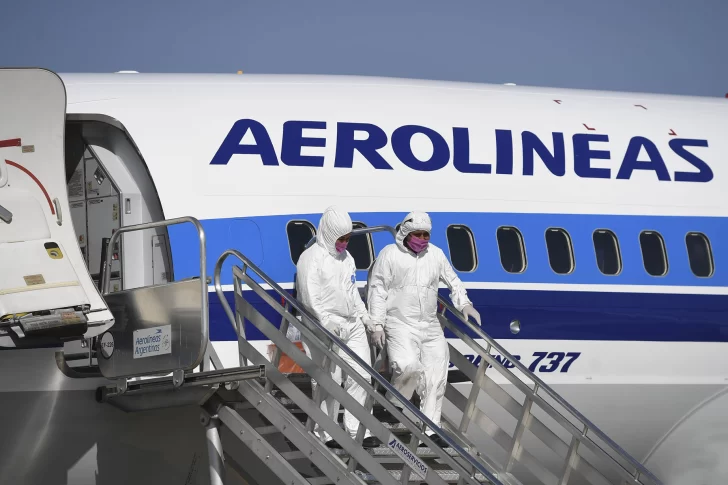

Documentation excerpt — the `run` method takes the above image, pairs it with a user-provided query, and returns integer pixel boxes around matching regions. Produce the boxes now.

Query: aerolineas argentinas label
[133,325,172,359]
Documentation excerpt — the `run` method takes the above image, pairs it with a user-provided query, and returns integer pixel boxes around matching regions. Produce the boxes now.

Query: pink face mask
[335,241,349,253]
[408,235,429,254]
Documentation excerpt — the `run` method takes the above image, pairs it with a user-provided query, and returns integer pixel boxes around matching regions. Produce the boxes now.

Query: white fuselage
[1,72,727,485]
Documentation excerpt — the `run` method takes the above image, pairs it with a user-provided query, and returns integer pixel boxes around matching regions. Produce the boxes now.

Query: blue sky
[1,0,726,96]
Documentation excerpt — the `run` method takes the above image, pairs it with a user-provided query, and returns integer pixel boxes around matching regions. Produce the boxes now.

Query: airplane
[0,67,726,485]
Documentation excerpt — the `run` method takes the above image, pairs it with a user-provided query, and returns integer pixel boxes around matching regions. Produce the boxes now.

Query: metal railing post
[213,249,504,485]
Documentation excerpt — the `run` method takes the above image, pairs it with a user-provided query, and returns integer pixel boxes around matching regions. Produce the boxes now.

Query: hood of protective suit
[396,211,432,253]
[316,206,353,257]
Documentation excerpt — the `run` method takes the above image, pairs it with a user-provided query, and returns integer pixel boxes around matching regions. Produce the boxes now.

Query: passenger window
[593,229,622,275]
[639,231,668,276]
[446,225,478,272]
[287,220,316,265]
[686,232,714,277]
[497,227,526,273]
[545,228,574,274]
[349,222,375,270]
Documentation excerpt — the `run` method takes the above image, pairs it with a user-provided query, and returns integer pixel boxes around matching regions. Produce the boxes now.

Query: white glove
[462,305,481,325]
[371,325,386,349]
[322,317,340,336]
[361,313,375,333]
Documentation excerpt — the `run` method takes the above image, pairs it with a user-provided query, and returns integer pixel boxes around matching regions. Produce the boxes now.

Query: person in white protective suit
[296,206,381,449]
[367,211,481,448]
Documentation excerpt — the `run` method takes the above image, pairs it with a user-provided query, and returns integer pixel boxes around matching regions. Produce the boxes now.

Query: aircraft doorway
[64,117,172,294]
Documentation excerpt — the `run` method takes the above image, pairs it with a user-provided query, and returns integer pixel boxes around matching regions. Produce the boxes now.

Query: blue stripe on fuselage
[170,211,728,343]
[210,287,728,343]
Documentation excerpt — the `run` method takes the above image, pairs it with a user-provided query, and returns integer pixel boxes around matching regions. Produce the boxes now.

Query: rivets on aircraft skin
[582,123,596,131]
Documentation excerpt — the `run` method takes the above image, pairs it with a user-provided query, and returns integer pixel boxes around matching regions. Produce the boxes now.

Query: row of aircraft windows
[285,221,715,278]
[491,227,713,278]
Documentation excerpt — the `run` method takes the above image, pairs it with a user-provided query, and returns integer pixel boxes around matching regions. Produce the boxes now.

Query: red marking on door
[669,129,677,136]
[5,160,55,214]
[0,138,21,148]
[554,100,562,104]
[583,124,596,131]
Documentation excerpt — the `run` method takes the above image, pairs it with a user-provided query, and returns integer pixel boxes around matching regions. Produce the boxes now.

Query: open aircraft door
[0,68,113,348]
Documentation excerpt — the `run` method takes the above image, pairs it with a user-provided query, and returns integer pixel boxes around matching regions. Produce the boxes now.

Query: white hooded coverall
[368,212,472,430]
[296,206,372,443]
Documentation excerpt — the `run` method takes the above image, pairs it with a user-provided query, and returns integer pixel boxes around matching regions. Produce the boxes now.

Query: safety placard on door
[133,325,172,359]
[23,274,46,286]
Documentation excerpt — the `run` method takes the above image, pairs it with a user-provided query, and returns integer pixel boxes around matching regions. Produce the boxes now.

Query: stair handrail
[306,224,662,485]
[213,248,505,485]
[438,298,663,485]
[100,216,209,347]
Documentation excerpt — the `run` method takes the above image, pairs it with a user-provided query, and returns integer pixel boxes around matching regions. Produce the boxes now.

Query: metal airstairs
[58,218,664,485]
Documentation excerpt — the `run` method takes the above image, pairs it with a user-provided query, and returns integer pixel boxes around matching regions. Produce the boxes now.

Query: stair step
[280,450,307,460]
[364,469,489,484]
[307,478,331,485]
[254,425,279,435]
[382,422,415,436]
[308,469,490,484]
[350,445,461,459]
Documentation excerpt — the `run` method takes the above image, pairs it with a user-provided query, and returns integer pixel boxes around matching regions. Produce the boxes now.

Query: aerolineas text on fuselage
[210,119,713,183]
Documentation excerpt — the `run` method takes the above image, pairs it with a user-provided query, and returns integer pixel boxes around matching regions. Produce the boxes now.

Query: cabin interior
[63,115,172,294]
